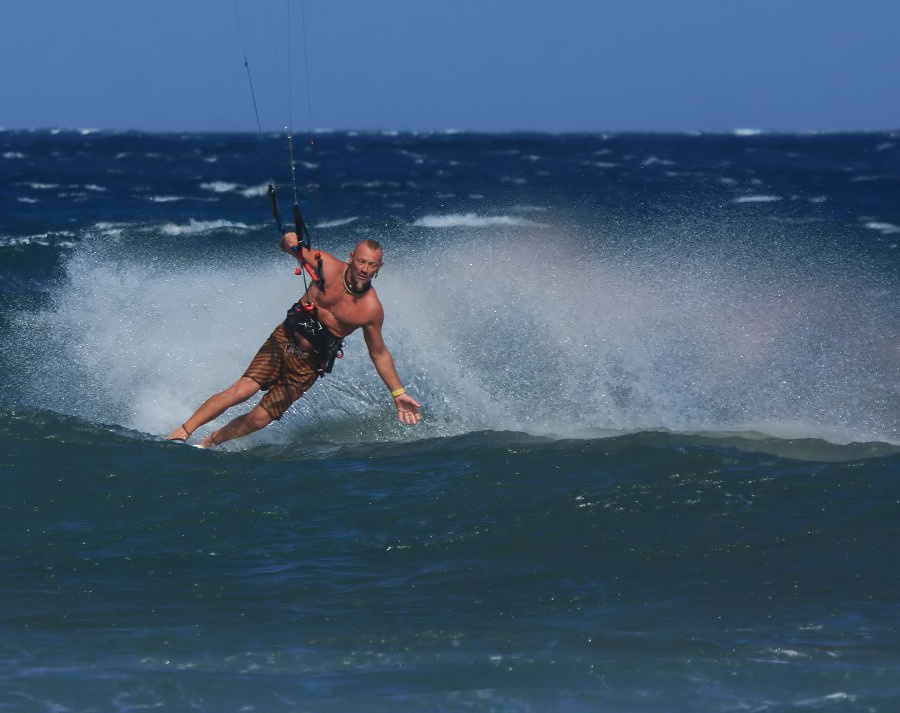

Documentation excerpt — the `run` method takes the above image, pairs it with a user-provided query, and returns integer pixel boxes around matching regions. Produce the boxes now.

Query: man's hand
[281,231,300,253]
[395,392,422,425]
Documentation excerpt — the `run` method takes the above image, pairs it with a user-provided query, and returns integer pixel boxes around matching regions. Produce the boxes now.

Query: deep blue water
[1,129,899,711]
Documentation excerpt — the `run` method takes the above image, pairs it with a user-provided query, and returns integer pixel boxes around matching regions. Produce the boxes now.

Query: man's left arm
[363,323,421,425]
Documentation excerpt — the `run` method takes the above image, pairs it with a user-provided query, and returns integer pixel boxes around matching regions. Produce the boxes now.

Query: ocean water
[1,129,898,711]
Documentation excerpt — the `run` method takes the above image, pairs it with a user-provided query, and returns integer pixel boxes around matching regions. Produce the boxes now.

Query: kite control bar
[267,184,324,291]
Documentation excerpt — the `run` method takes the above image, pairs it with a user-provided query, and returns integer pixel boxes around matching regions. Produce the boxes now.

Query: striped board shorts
[243,323,320,420]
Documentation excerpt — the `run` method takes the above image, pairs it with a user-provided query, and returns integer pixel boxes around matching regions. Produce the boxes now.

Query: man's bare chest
[314,290,372,335]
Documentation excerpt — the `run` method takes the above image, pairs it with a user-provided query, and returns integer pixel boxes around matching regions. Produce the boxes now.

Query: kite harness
[283,298,345,374]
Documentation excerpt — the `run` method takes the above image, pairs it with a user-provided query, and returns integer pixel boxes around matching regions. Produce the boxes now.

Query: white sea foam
[160,219,250,236]
[642,156,676,166]
[796,692,856,706]
[94,221,124,232]
[585,161,618,168]
[733,194,783,204]
[1,235,44,247]
[414,213,538,228]
[94,222,126,237]
[0,233,76,248]
[240,182,270,198]
[200,181,239,193]
[863,220,900,234]
[148,195,186,203]
[317,217,358,229]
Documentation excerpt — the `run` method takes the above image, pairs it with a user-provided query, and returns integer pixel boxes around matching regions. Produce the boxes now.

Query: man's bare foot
[166,424,191,442]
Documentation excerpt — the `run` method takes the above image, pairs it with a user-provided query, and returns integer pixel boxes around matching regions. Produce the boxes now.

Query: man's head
[347,239,384,289]
[354,238,382,258]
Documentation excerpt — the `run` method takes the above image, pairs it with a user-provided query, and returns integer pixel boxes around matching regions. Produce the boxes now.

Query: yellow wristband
[391,387,406,398]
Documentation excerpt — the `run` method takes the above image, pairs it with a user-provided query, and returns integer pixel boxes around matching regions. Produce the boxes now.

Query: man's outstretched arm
[363,323,421,425]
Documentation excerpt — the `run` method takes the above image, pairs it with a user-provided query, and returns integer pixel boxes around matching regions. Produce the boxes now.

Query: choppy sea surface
[2,129,898,711]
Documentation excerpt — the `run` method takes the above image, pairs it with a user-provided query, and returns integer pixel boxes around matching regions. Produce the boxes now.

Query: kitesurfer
[166,232,421,447]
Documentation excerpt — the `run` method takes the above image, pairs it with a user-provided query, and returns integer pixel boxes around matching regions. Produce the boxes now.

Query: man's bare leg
[199,404,274,448]
[166,377,261,442]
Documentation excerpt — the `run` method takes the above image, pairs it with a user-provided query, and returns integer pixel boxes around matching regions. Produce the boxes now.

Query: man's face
[349,246,383,283]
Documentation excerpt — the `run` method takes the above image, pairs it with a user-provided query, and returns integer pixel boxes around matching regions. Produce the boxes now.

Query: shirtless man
[166,232,421,447]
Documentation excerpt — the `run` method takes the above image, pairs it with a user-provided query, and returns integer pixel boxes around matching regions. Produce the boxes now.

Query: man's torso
[297,257,382,341]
